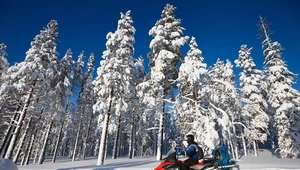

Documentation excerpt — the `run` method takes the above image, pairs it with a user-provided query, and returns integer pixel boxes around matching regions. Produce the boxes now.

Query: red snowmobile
[154,142,237,170]
[154,151,218,170]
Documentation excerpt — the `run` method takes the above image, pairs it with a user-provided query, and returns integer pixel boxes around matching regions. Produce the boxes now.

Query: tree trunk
[33,150,38,164]
[0,109,19,156]
[119,138,124,157]
[157,86,166,161]
[229,139,235,160]
[140,144,143,158]
[132,118,136,158]
[157,111,164,160]
[234,142,238,159]
[21,135,30,165]
[13,117,32,163]
[5,85,35,159]
[0,110,20,158]
[24,106,44,165]
[104,136,108,160]
[82,112,93,160]
[231,122,239,159]
[129,111,134,159]
[112,115,121,159]
[72,113,82,161]
[242,137,247,156]
[24,132,35,165]
[192,87,198,104]
[253,140,258,156]
[1,129,13,158]
[38,120,53,164]
[20,153,25,166]
[97,88,113,165]
[52,121,64,163]
[154,130,157,156]
[50,135,57,156]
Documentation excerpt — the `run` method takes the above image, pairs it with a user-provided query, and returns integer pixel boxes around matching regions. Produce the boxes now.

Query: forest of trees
[0,3,299,166]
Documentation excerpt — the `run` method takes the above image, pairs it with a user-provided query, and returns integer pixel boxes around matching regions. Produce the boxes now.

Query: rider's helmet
[185,134,194,145]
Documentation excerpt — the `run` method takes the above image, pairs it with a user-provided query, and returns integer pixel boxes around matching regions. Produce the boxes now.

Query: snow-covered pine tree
[73,53,95,161]
[93,10,135,165]
[0,63,26,144]
[73,51,85,89]
[3,20,59,160]
[205,59,229,141]
[0,43,9,143]
[32,49,74,164]
[1,21,60,162]
[72,51,86,161]
[129,57,146,159]
[0,43,9,82]
[235,44,269,156]
[55,50,84,161]
[148,3,189,160]
[174,37,212,148]
[81,53,95,160]
[112,10,136,160]
[204,59,241,159]
[36,31,69,165]
[222,60,241,159]
[0,62,28,158]
[52,49,74,163]
[178,37,206,99]
[259,16,300,158]
[135,75,159,157]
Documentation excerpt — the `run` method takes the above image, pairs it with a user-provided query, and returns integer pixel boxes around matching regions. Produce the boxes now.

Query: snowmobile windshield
[162,149,177,163]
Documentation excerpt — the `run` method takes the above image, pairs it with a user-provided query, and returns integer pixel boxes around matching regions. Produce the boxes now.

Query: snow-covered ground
[16,150,300,170]
[235,150,300,170]
[0,159,18,170]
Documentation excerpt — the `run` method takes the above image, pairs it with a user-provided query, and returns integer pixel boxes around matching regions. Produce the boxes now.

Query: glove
[177,151,182,155]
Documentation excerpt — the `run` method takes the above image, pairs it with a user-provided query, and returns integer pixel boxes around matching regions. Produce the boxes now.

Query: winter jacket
[180,142,204,160]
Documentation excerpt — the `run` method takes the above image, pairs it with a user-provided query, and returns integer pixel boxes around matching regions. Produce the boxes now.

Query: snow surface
[0,159,18,170]
[16,150,300,170]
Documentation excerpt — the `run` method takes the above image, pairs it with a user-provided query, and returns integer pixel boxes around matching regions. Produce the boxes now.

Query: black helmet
[185,134,194,144]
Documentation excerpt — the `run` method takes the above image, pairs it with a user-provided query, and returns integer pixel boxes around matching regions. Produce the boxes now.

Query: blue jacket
[180,143,202,159]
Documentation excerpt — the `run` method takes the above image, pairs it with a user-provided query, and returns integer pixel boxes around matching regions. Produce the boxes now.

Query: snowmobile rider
[177,134,204,170]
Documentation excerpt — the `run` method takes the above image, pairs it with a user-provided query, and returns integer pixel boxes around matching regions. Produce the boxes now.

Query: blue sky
[1,0,300,90]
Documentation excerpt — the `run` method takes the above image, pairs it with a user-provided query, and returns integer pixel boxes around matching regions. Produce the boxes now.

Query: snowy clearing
[16,150,300,170]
